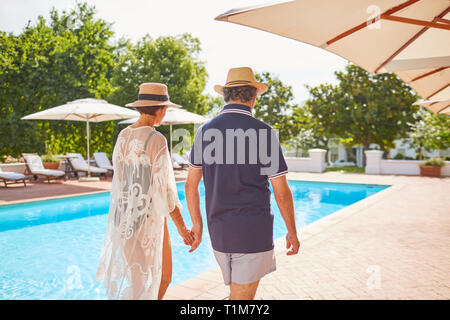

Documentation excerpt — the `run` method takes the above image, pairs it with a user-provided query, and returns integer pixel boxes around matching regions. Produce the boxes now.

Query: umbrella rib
[325,0,421,46]
[436,103,450,114]
[71,113,88,120]
[380,15,450,31]
[411,67,449,82]
[426,82,450,100]
[374,6,450,73]
[435,18,450,25]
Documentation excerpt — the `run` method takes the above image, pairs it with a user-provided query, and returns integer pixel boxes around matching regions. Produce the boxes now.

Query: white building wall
[365,150,450,176]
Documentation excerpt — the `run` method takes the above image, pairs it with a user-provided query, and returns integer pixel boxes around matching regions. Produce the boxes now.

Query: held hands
[176,224,194,246]
[286,232,300,256]
[176,222,202,253]
[188,223,202,253]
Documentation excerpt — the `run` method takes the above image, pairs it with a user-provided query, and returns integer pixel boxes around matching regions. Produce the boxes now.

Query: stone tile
[164,285,204,300]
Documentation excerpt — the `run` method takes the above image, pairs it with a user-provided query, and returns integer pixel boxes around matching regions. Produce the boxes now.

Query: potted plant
[419,157,445,177]
[41,154,61,170]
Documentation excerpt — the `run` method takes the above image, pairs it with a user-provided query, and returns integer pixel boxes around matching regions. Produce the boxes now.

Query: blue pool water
[0,180,389,299]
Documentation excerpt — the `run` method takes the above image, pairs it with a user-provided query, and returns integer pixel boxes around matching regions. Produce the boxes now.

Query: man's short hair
[223,86,257,103]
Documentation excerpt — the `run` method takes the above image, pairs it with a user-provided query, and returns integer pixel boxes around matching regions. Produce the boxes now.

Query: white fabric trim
[268,170,289,179]
[188,162,202,169]
[221,109,253,117]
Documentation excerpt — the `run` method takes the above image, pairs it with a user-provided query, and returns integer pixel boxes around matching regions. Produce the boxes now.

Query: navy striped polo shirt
[189,104,288,253]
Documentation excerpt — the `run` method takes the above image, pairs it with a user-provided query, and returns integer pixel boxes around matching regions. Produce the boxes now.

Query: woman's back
[96,125,181,299]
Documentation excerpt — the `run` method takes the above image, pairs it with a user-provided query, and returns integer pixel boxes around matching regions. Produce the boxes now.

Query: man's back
[189,103,288,253]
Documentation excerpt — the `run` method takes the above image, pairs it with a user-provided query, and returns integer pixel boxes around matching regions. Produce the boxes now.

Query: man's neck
[227,100,254,110]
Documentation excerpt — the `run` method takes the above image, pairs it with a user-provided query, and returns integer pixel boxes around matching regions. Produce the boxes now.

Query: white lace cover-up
[95,126,182,300]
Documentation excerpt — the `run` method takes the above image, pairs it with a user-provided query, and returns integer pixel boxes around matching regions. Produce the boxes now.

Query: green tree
[0,2,117,157]
[407,108,450,159]
[109,33,209,141]
[254,72,301,143]
[204,94,225,118]
[305,64,418,164]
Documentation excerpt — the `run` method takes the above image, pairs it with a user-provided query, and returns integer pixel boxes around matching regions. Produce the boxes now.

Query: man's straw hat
[214,67,268,96]
[126,82,181,108]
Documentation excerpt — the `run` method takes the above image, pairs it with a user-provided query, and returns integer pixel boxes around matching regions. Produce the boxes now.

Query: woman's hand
[169,206,194,247]
[177,224,194,246]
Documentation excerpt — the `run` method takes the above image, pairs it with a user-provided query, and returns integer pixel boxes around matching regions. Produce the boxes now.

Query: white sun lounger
[0,166,29,187]
[172,153,189,169]
[67,153,108,178]
[23,154,66,183]
[93,152,114,173]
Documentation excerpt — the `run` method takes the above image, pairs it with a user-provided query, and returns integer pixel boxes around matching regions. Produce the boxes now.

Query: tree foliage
[254,72,302,143]
[0,3,116,157]
[108,33,208,140]
[304,64,419,154]
[407,108,450,159]
[0,3,210,158]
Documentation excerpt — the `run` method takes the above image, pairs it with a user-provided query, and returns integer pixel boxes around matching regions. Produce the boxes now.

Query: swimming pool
[0,180,389,299]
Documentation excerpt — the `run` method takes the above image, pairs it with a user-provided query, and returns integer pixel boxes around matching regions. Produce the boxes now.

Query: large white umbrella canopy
[119,107,209,153]
[216,0,450,100]
[414,98,450,114]
[22,98,139,180]
[22,98,139,122]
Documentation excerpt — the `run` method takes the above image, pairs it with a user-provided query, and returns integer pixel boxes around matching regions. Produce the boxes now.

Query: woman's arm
[169,206,193,245]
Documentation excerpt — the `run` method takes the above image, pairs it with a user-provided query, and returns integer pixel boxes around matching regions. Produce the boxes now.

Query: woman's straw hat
[125,82,181,108]
[214,67,268,96]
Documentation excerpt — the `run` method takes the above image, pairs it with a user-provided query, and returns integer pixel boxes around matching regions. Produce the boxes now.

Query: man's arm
[185,167,203,252]
[270,175,300,255]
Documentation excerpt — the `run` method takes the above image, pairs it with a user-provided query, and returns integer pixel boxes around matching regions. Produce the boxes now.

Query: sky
[0,0,349,105]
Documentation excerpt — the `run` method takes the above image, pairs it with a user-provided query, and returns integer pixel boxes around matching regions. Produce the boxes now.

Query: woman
[96,83,193,300]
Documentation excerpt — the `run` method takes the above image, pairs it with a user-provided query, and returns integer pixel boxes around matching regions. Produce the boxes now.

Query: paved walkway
[164,172,450,300]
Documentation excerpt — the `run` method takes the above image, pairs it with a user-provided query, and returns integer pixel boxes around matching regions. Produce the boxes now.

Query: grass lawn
[325,166,365,174]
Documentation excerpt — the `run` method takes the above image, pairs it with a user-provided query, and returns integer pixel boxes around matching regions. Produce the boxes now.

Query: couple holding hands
[95,67,300,300]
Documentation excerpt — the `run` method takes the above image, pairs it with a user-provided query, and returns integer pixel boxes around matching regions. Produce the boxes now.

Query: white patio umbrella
[215,0,450,99]
[119,107,209,153]
[22,98,139,182]
[414,98,450,114]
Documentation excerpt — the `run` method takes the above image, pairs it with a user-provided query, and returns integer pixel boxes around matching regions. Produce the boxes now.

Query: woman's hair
[223,86,257,103]
[135,106,166,116]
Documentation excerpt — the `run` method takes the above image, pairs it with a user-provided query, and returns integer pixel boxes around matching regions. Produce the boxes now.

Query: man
[185,67,300,300]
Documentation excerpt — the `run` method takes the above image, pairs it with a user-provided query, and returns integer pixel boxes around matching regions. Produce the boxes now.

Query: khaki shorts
[213,249,276,286]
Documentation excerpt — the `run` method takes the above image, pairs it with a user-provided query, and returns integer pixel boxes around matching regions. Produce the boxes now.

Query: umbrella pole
[87,119,91,178]
[79,117,99,182]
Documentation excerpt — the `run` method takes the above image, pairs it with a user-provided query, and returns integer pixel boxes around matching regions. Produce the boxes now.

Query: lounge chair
[0,166,29,187]
[67,153,108,179]
[172,153,189,169]
[93,152,114,174]
[182,150,191,161]
[23,154,66,183]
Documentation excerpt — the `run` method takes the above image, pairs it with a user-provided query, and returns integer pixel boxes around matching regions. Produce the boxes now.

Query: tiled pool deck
[1,171,449,300]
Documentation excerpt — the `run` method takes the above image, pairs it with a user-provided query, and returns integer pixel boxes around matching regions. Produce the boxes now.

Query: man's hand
[189,223,203,253]
[185,167,203,253]
[286,232,300,256]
